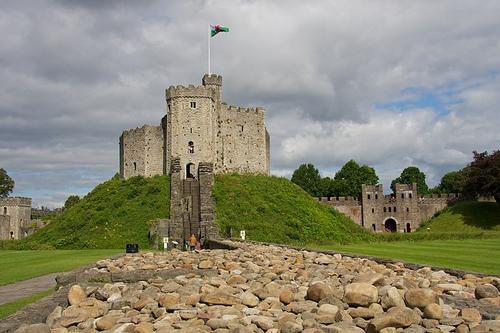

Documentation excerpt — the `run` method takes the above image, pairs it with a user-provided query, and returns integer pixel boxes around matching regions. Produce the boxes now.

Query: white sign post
[240,230,246,241]
[163,237,169,252]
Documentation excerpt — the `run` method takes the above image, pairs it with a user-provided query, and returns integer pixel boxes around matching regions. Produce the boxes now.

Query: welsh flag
[211,24,229,37]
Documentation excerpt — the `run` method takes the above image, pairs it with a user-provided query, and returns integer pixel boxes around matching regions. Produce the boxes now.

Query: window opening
[367,194,371,200]
[3,207,6,215]
[409,193,412,199]
[186,163,196,179]
[401,193,404,199]
[371,208,374,213]
[188,141,194,154]
[375,194,378,199]
[406,223,411,233]
[190,102,196,108]
[394,207,397,213]
[406,207,409,212]
[388,207,391,213]
[372,224,376,231]
[383,207,387,213]
[133,162,137,171]
[239,125,244,132]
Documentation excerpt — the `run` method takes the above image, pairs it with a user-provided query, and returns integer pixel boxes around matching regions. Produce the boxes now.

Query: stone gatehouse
[0,197,32,240]
[318,183,459,233]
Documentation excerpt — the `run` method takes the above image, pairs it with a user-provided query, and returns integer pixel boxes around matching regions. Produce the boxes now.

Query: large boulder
[366,306,422,332]
[344,283,379,306]
[404,288,439,309]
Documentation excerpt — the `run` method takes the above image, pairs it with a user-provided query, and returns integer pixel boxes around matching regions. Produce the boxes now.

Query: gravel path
[0,273,58,305]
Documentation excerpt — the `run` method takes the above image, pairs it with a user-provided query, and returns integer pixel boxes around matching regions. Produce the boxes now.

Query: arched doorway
[384,218,397,233]
[406,223,411,233]
[186,163,196,179]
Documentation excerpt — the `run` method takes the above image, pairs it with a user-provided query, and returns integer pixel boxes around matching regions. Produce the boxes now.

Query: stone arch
[186,163,196,179]
[384,217,398,233]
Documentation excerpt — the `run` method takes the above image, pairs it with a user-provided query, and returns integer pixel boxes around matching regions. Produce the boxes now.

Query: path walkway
[0,273,59,305]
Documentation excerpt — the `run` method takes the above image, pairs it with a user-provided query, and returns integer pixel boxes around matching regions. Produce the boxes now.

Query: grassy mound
[418,201,500,233]
[213,174,373,244]
[17,175,170,249]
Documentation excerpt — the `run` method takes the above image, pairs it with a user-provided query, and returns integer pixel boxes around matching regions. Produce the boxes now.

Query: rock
[114,323,136,333]
[240,291,259,307]
[404,288,438,309]
[280,321,303,333]
[46,305,62,327]
[380,328,397,333]
[461,307,482,323]
[402,324,426,333]
[158,293,181,308]
[279,288,294,305]
[317,304,341,323]
[135,322,154,333]
[349,307,375,319]
[470,320,500,332]
[68,285,87,305]
[94,288,110,301]
[366,306,422,333]
[287,301,317,314]
[13,324,50,333]
[251,316,274,330]
[455,324,469,333]
[381,286,405,309]
[133,296,154,310]
[53,306,89,328]
[199,260,214,269]
[355,273,386,286]
[200,291,241,305]
[344,283,378,306]
[95,314,119,330]
[423,303,442,320]
[306,282,333,302]
[227,275,247,285]
[475,284,499,299]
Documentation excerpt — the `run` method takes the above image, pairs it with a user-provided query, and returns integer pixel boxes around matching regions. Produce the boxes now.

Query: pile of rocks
[14,243,500,333]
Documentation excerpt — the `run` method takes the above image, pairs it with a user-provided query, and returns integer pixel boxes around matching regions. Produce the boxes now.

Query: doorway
[384,218,397,232]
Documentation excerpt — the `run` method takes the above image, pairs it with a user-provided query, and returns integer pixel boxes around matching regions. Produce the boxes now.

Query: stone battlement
[224,104,265,115]
[318,196,361,206]
[0,197,32,206]
[202,74,222,86]
[165,85,215,100]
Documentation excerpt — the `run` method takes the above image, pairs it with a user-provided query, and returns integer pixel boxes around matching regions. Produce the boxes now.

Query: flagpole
[208,25,211,75]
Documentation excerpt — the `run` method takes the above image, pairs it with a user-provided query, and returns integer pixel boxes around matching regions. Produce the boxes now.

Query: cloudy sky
[1,0,499,207]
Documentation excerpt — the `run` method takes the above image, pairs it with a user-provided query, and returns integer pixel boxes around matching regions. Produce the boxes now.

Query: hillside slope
[19,175,170,249]
[213,174,373,244]
[418,201,500,233]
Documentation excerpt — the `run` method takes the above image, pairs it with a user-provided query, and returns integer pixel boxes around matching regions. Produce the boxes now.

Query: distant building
[318,183,459,232]
[0,197,32,240]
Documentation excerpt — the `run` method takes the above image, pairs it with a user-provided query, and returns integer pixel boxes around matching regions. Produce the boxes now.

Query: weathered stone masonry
[319,183,459,233]
[0,197,32,240]
[120,74,270,246]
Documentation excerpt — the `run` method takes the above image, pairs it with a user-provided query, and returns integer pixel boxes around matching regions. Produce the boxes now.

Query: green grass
[0,249,121,285]
[3,175,170,249]
[312,239,500,274]
[0,289,54,320]
[418,201,500,233]
[214,174,374,244]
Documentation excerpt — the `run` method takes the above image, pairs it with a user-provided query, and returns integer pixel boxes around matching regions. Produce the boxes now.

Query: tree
[64,195,80,210]
[0,168,14,198]
[291,163,322,196]
[463,150,500,204]
[435,169,469,194]
[319,177,336,197]
[332,160,379,198]
[391,166,429,194]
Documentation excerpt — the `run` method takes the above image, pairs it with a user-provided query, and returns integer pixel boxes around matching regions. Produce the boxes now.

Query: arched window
[409,193,412,199]
[371,208,374,213]
[10,231,14,239]
[367,194,371,200]
[406,223,411,232]
[375,194,378,200]
[383,207,387,213]
[186,163,195,179]
[372,224,376,231]
[188,141,194,154]
[393,207,397,213]
[3,207,6,215]
[388,207,392,213]
[406,207,409,212]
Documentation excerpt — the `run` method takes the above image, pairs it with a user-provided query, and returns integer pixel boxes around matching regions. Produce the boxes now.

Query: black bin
[126,243,139,253]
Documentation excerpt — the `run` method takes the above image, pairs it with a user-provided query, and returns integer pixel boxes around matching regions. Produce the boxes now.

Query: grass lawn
[0,249,120,286]
[312,239,500,275]
[0,289,53,320]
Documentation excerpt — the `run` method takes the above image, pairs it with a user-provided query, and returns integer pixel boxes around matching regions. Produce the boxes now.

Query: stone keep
[119,74,270,179]
[0,197,32,240]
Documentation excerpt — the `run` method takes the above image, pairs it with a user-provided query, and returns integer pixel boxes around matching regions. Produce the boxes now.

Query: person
[189,234,197,251]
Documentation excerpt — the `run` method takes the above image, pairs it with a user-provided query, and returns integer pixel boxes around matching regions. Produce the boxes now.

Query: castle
[0,197,32,240]
[120,74,270,180]
[318,183,459,232]
[120,74,270,246]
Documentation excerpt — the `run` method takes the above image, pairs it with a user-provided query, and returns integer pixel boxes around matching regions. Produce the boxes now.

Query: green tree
[0,168,15,198]
[319,177,336,197]
[64,195,80,210]
[291,163,322,196]
[463,150,500,204]
[435,169,469,194]
[332,160,379,198]
[391,166,429,194]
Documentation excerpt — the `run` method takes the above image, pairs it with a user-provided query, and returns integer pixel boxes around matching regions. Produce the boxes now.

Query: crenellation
[166,85,215,100]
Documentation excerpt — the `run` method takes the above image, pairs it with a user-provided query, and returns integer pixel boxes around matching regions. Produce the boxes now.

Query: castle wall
[318,197,362,225]
[0,197,32,240]
[120,125,163,179]
[216,105,269,174]
[0,215,11,240]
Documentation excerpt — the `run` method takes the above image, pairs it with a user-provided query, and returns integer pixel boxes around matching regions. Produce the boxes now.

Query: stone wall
[318,184,459,233]
[119,125,164,179]
[0,197,32,240]
[0,215,11,240]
